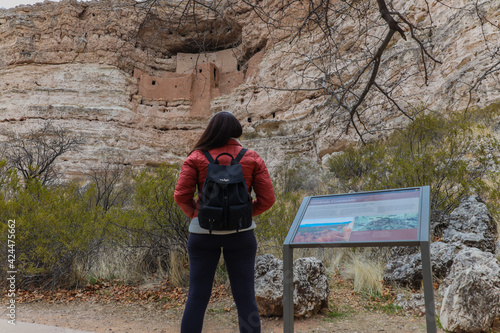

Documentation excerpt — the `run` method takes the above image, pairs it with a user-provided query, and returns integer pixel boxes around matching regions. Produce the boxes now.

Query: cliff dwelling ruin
[134,47,263,116]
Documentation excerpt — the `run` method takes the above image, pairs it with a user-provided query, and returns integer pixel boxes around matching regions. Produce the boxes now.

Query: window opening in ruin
[272,112,276,118]
[199,69,203,73]
[237,64,241,71]
[152,80,156,86]
[247,117,252,123]
[214,68,217,82]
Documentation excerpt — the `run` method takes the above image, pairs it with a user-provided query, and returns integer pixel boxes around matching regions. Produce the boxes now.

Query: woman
[174,111,275,333]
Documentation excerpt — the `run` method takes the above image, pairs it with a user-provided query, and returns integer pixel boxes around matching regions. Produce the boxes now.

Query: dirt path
[4,299,440,333]
[2,274,445,333]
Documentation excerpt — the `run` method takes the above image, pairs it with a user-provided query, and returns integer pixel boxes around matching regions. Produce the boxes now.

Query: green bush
[0,178,105,288]
[0,163,192,288]
[327,111,500,221]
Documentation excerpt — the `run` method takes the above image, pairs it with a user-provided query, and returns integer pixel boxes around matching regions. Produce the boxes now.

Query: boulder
[384,241,457,287]
[385,195,498,287]
[254,254,329,318]
[439,247,500,333]
[254,254,284,316]
[442,195,497,253]
[292,257,330,317]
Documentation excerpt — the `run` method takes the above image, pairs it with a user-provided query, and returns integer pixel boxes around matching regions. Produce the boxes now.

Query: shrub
[327,111,500,220]
[0,179,105,288]
[273,156,326,194]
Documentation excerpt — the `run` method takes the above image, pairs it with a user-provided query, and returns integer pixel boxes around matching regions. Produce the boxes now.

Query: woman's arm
[174,155,199,218]
[251,156,276,216]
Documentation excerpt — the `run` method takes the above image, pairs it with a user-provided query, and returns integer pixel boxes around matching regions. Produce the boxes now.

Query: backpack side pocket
[198,205,224,233]
[228,200,253,230]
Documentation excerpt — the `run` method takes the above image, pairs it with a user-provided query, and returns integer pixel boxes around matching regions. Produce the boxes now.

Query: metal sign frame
[282,186,436,333]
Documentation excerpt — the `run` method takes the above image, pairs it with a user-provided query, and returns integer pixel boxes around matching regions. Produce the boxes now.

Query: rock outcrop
[442,196,497,253]
[254,254,283,316]
[394,293,427,317]
[384,195,500,332]
[254,254,329,318]
[384,195,497,287]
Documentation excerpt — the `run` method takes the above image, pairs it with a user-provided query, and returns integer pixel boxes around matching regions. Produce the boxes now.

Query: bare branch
[2,123,84,186]
[374,82,414,121]
[376,0,406,40]
[345,28,395,134]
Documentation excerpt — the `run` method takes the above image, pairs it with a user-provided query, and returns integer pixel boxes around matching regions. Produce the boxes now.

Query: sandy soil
[4,297,441,333]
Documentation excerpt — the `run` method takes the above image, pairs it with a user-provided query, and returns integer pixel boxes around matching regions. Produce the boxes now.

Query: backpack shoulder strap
[234,148,247,164]
[202,150,215,163]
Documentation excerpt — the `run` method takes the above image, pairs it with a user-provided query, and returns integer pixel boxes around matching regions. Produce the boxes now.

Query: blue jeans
[180,230,261,333]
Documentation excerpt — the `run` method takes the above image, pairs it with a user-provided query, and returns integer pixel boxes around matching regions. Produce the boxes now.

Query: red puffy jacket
[174,139,276,219]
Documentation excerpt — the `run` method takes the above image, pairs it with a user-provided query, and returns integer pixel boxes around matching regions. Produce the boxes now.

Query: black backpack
[198,149,253,233]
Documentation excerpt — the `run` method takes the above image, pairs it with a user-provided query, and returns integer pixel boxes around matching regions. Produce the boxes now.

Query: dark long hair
[191,111,243,153]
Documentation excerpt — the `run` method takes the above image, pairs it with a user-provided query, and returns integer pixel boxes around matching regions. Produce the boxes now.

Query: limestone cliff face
[0,0,499,177]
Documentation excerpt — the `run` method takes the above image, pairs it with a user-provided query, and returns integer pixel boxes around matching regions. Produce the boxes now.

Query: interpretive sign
[291,188,422,245]
[282,186,436,333]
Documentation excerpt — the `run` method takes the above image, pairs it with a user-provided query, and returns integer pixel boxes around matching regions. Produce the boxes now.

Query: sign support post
[421,241,437,333]
[283,244,293,333]
[420,186,437,333]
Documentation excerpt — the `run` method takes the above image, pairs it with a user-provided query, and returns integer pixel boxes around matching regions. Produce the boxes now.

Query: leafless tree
[1,123,84,186]
[86,157,134,211]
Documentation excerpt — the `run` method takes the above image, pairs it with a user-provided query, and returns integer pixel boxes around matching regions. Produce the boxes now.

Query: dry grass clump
[293,247,384,295]
[169,249,189,287]
[79,246,149,283]
[346,253,384,295]
[77,246,189,287]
